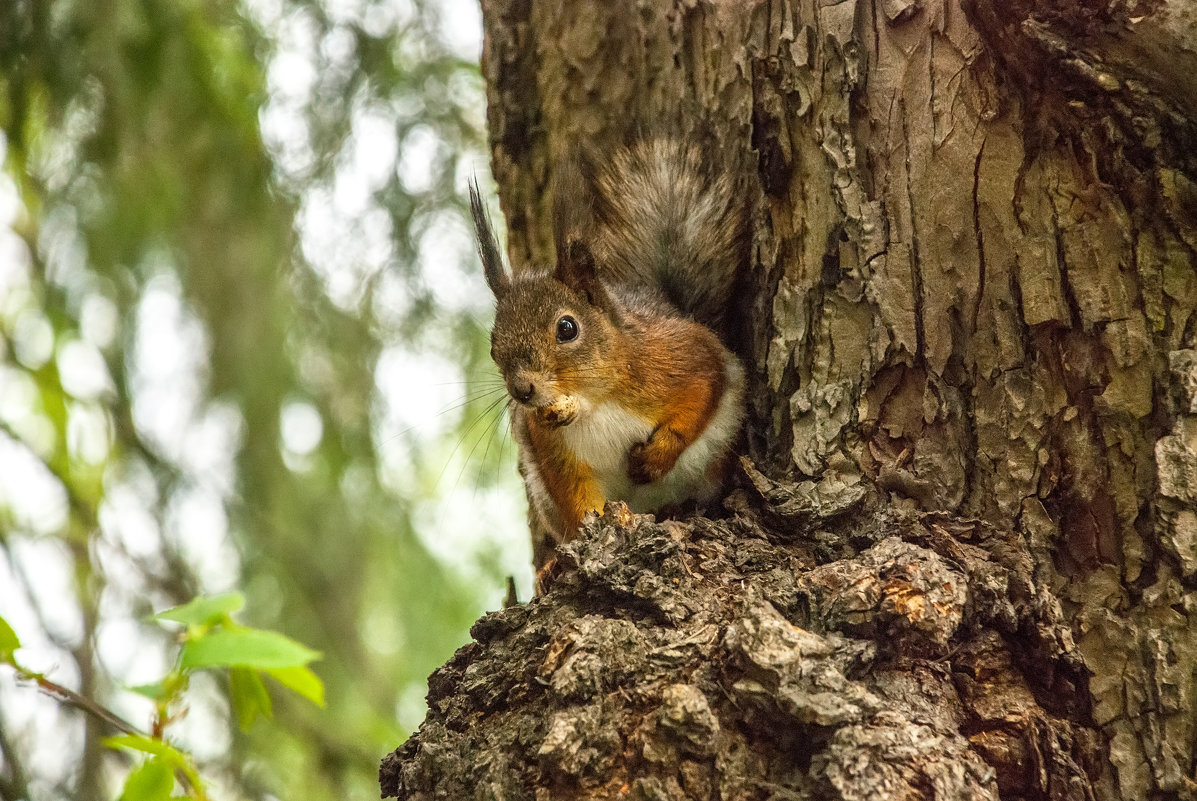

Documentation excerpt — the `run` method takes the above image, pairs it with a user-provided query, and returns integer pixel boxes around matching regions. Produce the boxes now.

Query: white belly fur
[561,352,744,513]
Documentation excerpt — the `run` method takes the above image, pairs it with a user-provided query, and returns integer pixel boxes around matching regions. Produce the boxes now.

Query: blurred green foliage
[2,594,327,799]
[0,0,523,798]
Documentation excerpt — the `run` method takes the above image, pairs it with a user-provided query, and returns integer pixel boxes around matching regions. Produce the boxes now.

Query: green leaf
[154,593,245,627]
[104,734,186,761]
[128,672,187,706]
[181,627,322,670]
[127,681,168,701]
[0,616,19,663]
[119,758,173,801]
[230,666,273,731]
[104,735,203,793]
[266,665,326,707]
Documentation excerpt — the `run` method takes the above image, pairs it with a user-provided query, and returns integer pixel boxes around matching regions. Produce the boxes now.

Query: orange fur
[627,328,726,484]
[526,418,606,531]
[522,314,730,530]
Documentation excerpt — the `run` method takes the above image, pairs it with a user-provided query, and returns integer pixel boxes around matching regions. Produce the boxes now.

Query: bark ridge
[382,482,1103,800]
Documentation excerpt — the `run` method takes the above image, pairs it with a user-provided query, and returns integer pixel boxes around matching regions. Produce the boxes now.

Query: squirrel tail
[586,139,748,330]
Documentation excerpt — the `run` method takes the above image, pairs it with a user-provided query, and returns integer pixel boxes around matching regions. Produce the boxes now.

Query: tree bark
[382,0,1197,798]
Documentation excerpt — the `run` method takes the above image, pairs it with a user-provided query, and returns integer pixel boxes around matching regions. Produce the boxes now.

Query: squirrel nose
[510,378,535,404]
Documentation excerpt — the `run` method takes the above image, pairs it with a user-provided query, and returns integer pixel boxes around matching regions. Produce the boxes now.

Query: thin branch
[9,667,205,798]
[18,670,144,738]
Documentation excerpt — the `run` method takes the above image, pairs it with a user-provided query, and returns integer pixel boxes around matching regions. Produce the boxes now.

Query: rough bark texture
[382,0,1197,797]
[382,488,1105,800]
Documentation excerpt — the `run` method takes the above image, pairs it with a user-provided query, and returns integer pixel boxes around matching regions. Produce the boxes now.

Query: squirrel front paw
[628,431,683,485]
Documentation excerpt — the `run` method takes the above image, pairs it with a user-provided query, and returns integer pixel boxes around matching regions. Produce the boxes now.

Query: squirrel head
[469,180,621,427]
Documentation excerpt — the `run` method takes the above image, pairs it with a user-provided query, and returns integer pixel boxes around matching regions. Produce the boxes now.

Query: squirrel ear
[551,154,610,306]
[554,238,606,306]
[468,178,509,299]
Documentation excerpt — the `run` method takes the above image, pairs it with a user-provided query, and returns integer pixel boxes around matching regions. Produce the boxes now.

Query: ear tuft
[469,178,510,299]
[554,237,602,303]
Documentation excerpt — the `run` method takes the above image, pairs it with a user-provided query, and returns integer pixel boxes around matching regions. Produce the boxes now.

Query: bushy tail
[580,140,748,329]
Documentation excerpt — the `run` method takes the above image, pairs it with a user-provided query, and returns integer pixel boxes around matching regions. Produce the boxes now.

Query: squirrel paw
[628,435,681,485]
[534,557,563,595]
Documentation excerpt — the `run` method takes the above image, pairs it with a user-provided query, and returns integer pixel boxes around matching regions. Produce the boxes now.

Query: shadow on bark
[381,462,1108,800]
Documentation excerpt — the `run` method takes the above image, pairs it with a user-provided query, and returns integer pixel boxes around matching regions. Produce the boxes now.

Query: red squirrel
[469,140,746,569]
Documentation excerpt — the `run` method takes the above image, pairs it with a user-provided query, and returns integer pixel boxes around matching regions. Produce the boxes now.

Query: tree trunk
[381,0,1197,798]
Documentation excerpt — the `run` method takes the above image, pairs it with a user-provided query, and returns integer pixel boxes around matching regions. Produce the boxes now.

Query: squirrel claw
[534,557,563,595]
[627,442,649,484]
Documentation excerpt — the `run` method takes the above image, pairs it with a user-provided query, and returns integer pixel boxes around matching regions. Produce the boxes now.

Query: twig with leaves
[0,593,324,800]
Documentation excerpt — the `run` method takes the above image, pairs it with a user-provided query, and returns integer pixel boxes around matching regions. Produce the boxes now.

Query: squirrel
[469,139,747,569]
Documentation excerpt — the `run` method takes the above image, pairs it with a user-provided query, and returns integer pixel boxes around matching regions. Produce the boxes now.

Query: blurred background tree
[0,0,529,798]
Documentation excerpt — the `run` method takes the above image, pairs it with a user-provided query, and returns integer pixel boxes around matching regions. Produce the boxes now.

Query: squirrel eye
[555,315,579,343]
